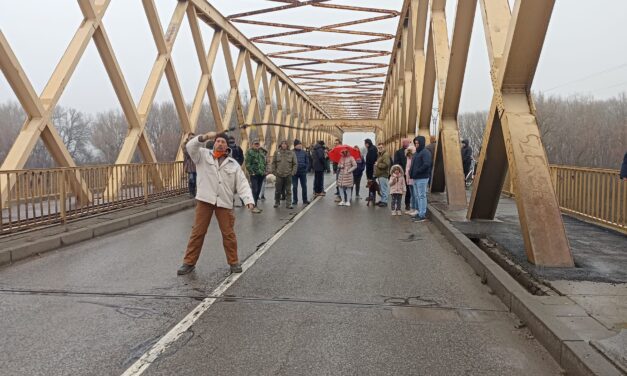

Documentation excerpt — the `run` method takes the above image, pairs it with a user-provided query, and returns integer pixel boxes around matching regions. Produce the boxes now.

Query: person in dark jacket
[227,136,244,166]
[352,145,366,197]
[425,135,437,187]
[307,146,314,173]
[312,141,327,196]
[292,139,310,205]
[182,133,197,198]
[332,139,342,201]
[621,152,627,180]
[272,140,297,209]
[461,139,473,178]
[364,138,378,180]
[332,139,341,174]
[409,136,432,222]
[425,135,437,158]
[394,138,412,210]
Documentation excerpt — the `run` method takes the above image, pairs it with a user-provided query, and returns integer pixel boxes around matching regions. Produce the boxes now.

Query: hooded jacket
[186,136,253,208]
[337,155,357,187]
[389,165,407,194]
[461,140,473,164]
[410,136,432,180]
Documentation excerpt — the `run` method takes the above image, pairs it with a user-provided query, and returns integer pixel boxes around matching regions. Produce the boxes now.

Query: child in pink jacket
[389,164,407,215]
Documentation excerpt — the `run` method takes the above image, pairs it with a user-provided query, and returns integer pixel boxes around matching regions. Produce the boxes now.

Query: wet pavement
[0,175,561,375]
[435,193,627,283]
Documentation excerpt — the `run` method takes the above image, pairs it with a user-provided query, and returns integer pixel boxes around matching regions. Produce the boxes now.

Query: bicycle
[465,159,476,188]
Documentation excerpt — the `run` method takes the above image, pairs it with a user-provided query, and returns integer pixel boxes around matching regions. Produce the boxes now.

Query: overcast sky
[1,0,626,131]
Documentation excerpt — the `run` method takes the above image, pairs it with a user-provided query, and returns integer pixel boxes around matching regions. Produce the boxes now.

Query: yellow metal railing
[503,166,626,234]
[551,165,626,234]
[0,162,186,234]
[2,163,624,235]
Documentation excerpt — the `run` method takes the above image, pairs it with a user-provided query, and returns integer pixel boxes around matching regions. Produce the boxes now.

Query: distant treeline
[1,92,625,170]
[458,92,626,170]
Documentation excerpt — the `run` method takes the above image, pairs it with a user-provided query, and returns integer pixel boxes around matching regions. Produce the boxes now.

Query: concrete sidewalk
[431,192,627,374]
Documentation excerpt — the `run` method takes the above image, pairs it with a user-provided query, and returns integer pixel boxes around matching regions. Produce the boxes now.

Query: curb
[0,199,196,267]
[427,204,624,376]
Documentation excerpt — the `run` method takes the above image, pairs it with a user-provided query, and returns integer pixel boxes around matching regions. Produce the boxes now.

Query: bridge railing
[504,165,626,234]
[2,163,625,236]
[0,162,185,234]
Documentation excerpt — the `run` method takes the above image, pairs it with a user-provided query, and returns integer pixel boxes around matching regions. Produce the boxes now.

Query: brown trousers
[183,201,238,266]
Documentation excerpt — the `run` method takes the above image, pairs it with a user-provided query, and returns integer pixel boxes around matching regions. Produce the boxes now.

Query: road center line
[121,183,335,376]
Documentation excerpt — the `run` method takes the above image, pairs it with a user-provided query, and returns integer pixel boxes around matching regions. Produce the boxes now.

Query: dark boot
[177,264,195,275]
[230,263,243,273]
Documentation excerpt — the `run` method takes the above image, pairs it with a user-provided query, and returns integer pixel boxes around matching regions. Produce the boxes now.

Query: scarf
[213,150,227,160]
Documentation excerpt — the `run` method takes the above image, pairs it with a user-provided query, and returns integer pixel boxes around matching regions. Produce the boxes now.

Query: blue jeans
[409,184,418,210]
[341,186,352,202]
[378,177,389,204]
[292,172,308,203]
[413,178,429,218]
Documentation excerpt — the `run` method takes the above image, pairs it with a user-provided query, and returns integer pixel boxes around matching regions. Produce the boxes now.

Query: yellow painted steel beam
[429,1,476,208]
[191,0,329,119]
[468,0,573,267]
[418,25,436,138]
[0,0,110,206]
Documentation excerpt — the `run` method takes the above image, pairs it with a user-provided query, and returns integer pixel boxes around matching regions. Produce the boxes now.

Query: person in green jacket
[245,139,266,213]
[272,140,297,209]
[374,143,392,207]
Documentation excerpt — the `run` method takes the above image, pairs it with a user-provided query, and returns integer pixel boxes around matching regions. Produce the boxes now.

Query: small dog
[365,179,380,207]
[265,173,276,187]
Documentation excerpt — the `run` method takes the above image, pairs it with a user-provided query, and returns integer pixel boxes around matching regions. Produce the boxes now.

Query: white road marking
[121,183,336,376]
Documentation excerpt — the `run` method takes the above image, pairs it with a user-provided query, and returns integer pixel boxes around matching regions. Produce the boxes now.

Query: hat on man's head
[215,132,229,142]
[252,138,260,144]
[293,139,302,146]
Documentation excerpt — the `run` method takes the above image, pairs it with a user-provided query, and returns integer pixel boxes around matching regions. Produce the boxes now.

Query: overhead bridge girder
[377,0,573,267]
[0,0,572,267]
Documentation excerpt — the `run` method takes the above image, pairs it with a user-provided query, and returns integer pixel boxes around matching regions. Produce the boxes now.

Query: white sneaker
[396,210,401,216]
[338,201,346,206]
[345,202,351,207]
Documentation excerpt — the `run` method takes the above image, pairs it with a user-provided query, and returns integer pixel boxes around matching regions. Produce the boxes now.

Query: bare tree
[535,92,627,168]
[91,109,128,164]
[145,102,181,161]
[458,111,488,158]
[0,101,25,165]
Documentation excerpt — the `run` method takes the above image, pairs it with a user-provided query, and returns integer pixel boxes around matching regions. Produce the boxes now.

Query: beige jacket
[186,137,254,209]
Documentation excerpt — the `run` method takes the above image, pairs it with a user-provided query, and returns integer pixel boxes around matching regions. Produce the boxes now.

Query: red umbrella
[328,144,361,163]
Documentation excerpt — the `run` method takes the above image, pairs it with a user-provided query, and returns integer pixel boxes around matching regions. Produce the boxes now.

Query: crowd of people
[178,132,623,276]
[177,131,476,275]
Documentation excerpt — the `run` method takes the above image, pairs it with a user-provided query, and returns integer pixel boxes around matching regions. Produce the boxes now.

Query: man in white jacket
[177,131,255,275]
